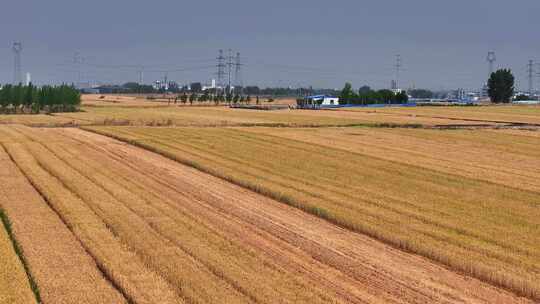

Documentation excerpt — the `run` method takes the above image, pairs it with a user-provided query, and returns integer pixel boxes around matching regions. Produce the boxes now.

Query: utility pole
[12,42,22,85]
[527,60,534,96]
[216,49,226,93]
[234,52,242,94]
[487,51,496,77]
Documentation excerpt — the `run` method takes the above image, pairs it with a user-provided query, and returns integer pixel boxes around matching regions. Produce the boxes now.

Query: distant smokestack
[25,73,31,86]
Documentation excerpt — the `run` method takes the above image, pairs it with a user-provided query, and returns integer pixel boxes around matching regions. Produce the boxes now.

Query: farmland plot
[242,127,540,193]
[86,126,540,301]
[338,105,540,125]
[0,125,532,303]
[53,106,492,127]
[0,140,128,303]
[0,212,36,304]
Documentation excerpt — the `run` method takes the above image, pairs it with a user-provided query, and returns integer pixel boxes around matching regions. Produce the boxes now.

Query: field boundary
[0,207,41,303]
[82,127,539,301]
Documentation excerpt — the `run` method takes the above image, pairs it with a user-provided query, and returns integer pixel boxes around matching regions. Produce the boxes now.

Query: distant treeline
[0,84,81,114]
[101,82,340,97]
[339,83,409,105]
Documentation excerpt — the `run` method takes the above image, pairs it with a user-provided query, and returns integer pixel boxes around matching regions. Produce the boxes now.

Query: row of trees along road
[172,92,254,105]
[339,83,409,105]
[0,84,81,114]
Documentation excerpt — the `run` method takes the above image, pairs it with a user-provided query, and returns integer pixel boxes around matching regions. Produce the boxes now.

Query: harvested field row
[0,210,37,304]
[0,106,494,127]
[241,127,540,193]
[1,125,532,303]
[54,106,495,127]
[0,113,79,127]
[85,126,540,301]
[0,141,127,303]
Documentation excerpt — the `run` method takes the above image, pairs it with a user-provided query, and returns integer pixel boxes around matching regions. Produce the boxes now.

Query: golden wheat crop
[0,135,127,303]
[86,126,540,300]
[2,140,182,304]
[9,125,339,304]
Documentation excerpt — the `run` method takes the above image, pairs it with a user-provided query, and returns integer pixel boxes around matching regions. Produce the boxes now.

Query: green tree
[393,91,409,104]
[339,82,356,104]
[12,84,23,113]
[377,89,395,104]
[0,85,12,112]
[180,92,188,104]
[409,89,433,99]
[488,69,514,103]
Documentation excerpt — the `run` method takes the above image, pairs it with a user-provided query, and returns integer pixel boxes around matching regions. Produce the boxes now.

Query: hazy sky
[0,0,538,90]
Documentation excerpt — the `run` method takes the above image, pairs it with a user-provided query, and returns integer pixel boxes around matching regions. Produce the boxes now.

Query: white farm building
[304,95,340,106]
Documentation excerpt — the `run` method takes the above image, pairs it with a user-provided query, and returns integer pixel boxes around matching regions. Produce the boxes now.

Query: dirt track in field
[39,127,530,304]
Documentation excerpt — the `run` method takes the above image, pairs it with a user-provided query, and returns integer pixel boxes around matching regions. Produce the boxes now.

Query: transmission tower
[527,60,534,96]
[216,49,226,91]
[227,49,233,93]
[394,54,402,90]
[137,66,144,85]
[12,42,23,85]
[73,52,84,86]
[487,51,496,76]
[234,52,243,92]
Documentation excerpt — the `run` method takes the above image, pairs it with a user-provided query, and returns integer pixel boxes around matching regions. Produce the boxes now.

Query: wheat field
[0,124,533,303]
[86,125,540,300]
